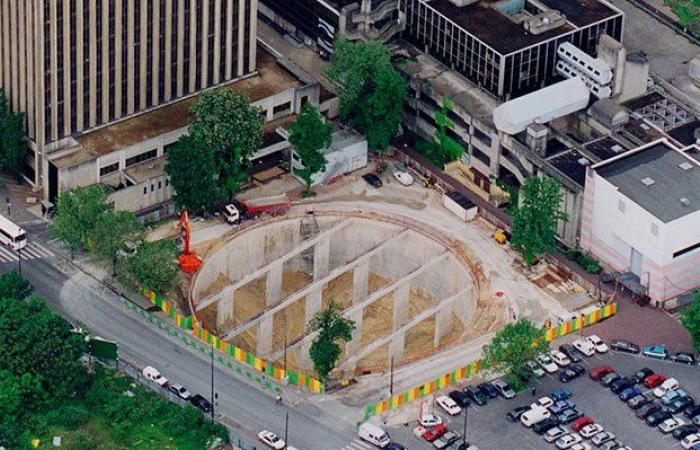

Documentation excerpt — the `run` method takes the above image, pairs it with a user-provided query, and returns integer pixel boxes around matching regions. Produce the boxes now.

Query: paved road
[3,230,359,450]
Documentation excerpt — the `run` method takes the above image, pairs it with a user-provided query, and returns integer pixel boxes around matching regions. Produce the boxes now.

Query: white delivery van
[520,406,551,427]
[358,422,391,448]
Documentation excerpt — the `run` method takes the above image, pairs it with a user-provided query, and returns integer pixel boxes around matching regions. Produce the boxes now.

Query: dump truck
[223,194,291,224]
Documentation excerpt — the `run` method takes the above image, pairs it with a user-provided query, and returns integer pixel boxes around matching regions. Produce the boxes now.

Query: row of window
[99,148,160,178]
[143,178,169,195]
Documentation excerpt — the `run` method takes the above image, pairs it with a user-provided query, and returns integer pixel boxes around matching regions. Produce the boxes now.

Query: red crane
[178,211,201,273]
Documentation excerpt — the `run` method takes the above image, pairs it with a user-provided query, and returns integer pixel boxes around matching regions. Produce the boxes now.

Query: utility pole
[389,356,394,397]
[210,341,215,421]
[17,245,21,275]
[284,410,289,450]
[462,404,468,446]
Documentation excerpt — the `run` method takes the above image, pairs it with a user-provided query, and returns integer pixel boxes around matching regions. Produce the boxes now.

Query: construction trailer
[291,129,368,187]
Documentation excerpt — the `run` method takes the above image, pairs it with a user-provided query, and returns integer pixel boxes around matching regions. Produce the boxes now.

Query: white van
[358,422,390,448]
[520,406,551,427]
[142,365,168,387]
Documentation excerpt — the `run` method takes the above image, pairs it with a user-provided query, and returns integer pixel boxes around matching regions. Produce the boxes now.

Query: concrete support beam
[304,288,322,324]
[313,235,330,280]
[220,229,411,340]
[352,260,369,305]
[389,332,405,364]
[392,284,410,330]
[434,306,452,348]
[257,316,274,357]
[345,309,364,357]
[195,220,352,311]
[266,261,283,306]
[216,287,235,329]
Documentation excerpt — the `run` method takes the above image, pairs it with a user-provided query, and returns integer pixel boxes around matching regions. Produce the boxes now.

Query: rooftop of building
[547,149,591,186]
[583,135,631,161]
[52,46,303,169]
[667,119,700,147]
[595,140,700,223]
[124,156,167,185]
[424,0,620,55]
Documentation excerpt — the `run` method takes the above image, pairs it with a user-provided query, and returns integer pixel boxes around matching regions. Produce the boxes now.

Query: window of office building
[99,162,120,177]
[125,149,157,167]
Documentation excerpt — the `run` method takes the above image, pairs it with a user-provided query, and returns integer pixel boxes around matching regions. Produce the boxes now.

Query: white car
[580,424,603,438]
[531,396,554,410]
[258,430,286,450]
[659,417,685,433]
[585,334,609,353]
[570,443,592,450]
[168,383,192,400]
[550,350,571,367]
[142,366,168,387]
[682,434,700,449]
[526,360,545,377]
[537,354,559,373]
[556,433,582,449]
[653,377,679,397]
[436,395,461,415]
[572,339,595,357]
[393,171,414,186]
[543,426,566,443]
[419,413,443,427]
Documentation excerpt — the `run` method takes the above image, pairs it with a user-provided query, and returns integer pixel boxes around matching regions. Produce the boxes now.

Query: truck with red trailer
[223,194,290,224]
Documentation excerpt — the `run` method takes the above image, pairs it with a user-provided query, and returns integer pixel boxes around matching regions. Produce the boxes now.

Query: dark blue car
[551,388,572,402]
[619,387,642,401]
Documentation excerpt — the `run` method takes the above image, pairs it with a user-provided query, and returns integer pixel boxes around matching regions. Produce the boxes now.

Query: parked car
[643,345,669,359]
[521,406,552,427]
[585,334,609,353]
[168,383,192,400]
[557,408,583,424]
[560,365,586,383]
[685,405,700,419]
[662,388,687,405]
[666,396,695,414]
[660,417,686,433]
[387,444,407,450]
[551,350,571,367]
[538,354,559,373]
[580,423,603,438]
[591,431,615,445]
[258,430,286,450]
[549,399,576,415]
[543,426,566,443]
[507,405,530,422]
[627,394,653,409]
[436,395,462,415]
[654,377,679,397]
[526,360,545,378]
[423,424,448,442]
[681,434,700,449]
[644,373,667,388]
[619,387,642,401]
[559,344,584,363]
[600,372,621,387]
[636,402,660,418]
[477,382,499,399]
[610,339,640,354]
[599,440,624,450]
[572,339,595,357]
[362,173,383,188]
[449,389,470,407]
[142,366,168,387]
[492,379,515,399]
[672,352,697,365]
[419,414,443,427]
[393,171,414,186]
[570,443,592,450]
[189,394,213,413]
[531,397,554,410]
[555,433,582,449]
[610,378,634,394]
[590,365,615,381]
[646,410,672,426]
[532,417,561,434]
[465,386,487,405]
[673,425,700,440]
[433,431,460,449]
[570,416,594,432]
[551,388,573,402]
[631,367,654,385]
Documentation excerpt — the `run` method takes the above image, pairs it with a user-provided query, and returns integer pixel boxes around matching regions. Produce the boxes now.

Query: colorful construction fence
[363,302,617,419]
[141,288,325,394]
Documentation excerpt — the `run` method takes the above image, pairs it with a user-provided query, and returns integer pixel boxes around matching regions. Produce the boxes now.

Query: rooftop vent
[578,158,590,166]
[681,197,691,206]
[611,144,624,153]
[679,161,694,171]
[641,177,656,186]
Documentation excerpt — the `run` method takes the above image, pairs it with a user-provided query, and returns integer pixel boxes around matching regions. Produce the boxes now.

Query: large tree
[0,89,27,180]
[0,270,33,301]
[187,89,264,198]
[165,134,222,212]
[511,176,568,266]
[435,98,466,163]
[482,319,549,390]
[289,103,332,192]
[682,292,700,352]
[307,300,356,380]
[118,239,179,294]
[324,38,407,153]
[50,185,111,255]
[90,210,144,274]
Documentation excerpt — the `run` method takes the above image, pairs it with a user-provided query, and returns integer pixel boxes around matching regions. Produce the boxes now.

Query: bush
[50,404,91,429]
[565,248,602,274]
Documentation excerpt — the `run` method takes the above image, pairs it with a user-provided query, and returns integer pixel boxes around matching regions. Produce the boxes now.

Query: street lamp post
[284,411,289,450]
[17,245,21,275]
[389,356,394,397]
[210,341,215,421]
[462,404,468,446]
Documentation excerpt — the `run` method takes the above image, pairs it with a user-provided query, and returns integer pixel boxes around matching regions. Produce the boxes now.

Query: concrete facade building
[581,140,700,305]
[0,0,258,199]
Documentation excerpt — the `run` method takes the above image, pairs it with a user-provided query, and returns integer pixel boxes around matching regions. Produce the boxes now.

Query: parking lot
[386,345,700,450]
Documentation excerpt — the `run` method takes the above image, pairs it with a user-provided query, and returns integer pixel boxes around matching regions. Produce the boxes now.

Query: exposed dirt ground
[271,297,307,354]
[321,271,354,310]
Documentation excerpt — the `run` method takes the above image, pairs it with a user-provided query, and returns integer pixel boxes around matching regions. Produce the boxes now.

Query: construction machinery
[178,211,201,273]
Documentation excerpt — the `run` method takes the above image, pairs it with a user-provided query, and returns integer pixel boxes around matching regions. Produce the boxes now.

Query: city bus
[0,214,27,250]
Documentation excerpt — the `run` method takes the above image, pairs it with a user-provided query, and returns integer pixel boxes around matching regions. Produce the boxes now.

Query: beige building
[0,0,258,201]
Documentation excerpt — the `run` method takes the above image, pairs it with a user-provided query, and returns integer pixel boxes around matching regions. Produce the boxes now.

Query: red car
[644,373,667,388]
[571,416,595,432]
[423,424,448,442]
[590,365,615,381]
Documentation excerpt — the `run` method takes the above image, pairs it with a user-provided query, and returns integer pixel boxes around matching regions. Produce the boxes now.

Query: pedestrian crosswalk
[0,242,54,263]
[340,439,371,450]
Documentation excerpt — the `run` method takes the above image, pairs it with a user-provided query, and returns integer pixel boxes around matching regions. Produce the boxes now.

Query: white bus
[0,214,27,250]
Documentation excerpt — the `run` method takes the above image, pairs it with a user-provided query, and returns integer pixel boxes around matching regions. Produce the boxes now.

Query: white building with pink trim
[580,139,700,307]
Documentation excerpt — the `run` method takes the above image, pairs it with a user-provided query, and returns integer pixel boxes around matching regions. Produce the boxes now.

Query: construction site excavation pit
[191,212,487,377]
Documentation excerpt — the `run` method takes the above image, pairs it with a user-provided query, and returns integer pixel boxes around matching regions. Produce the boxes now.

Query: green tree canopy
[0,88,27,180]
[435,98,466,163]
[0,270,33,301]
[324,38,407,153]
[118,239,179,294]
[165,134,222,212]
[289,103,333,192]
[482,319,549,390]
[511,176,568,265]
[306,299,356,380]
[682,292,700,352]
[187,89,264,197]
[90,210,145,274]
[50,185,112,254]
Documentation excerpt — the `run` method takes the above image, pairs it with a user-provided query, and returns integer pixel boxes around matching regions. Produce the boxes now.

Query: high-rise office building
[0,0,258,190]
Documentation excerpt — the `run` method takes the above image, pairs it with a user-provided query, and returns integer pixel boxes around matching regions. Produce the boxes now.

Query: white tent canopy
[493,78,590,135]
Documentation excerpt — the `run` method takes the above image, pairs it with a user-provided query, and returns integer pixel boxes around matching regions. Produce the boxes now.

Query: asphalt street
[3,227,360,450]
